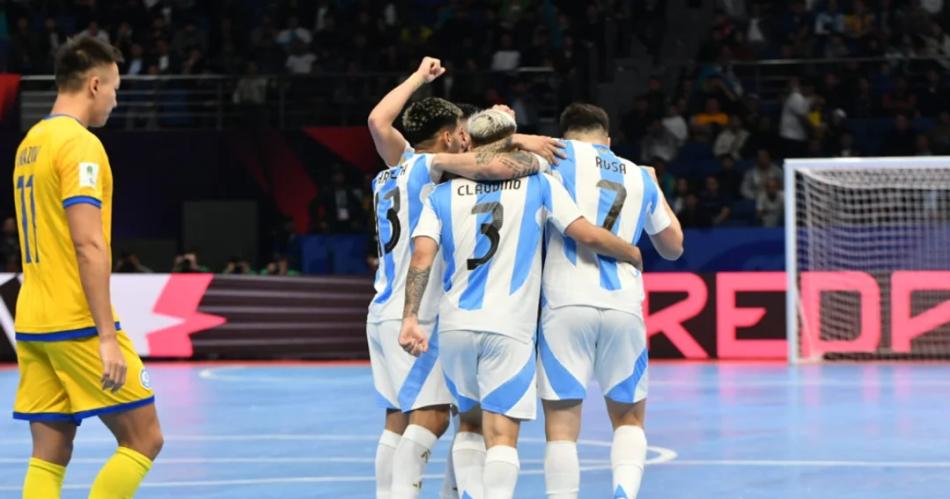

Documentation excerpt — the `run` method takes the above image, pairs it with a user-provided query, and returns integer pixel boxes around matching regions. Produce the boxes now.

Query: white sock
[440,413,461,499]
[544,440,579,498]
[452,432,486,499]
[483,445,520,499]
[376,429,401,499]
[391,424,439,499]
[610,425,647,499]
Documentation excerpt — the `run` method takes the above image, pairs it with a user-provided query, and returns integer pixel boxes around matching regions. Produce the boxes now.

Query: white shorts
[537,305,649,404]
[367,319,453,412]
[440,330,537,420]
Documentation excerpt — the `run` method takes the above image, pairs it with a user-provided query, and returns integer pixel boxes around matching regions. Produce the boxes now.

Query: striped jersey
[413,172,582,343]
[367,151,442,323]
[543,140,671,316]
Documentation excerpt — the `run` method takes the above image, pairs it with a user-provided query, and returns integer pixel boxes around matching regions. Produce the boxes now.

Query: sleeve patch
[79,162,99,188]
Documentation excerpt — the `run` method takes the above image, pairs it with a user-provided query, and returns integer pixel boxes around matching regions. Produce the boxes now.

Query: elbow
[73,238,106,258]
[660,244,684,261]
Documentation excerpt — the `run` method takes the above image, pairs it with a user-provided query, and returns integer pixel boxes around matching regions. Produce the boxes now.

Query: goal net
[785,157,950,363]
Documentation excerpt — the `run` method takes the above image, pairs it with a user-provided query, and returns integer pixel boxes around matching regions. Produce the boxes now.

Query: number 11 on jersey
[16,174,39,264]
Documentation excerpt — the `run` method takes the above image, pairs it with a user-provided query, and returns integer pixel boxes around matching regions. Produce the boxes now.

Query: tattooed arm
[399,236,439,356]
[432,137,543,181]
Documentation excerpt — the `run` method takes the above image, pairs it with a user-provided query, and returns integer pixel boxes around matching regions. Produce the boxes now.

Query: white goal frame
[784,156,950,364]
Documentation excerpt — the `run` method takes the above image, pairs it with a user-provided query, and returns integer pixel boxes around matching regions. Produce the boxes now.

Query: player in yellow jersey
[12,36,163,499]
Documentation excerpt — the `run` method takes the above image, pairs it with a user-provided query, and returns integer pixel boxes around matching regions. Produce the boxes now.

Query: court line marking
[192,366,950,388]
[2,458,949,491]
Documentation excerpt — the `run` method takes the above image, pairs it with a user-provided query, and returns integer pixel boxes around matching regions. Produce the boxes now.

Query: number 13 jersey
[368,151,443,324]
[412,172,582,344]
[543,140,671,317]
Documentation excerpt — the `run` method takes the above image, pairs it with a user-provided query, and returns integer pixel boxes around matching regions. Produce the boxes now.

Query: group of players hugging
[366,57,684,499]
[10,32,683,498]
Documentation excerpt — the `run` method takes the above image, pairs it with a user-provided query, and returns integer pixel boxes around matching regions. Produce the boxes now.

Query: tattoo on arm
[403,265,432,318]
[473,150,540,179]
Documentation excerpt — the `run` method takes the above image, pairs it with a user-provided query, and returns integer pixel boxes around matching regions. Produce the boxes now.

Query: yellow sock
[23,457,66,499]
[88,447,153,499]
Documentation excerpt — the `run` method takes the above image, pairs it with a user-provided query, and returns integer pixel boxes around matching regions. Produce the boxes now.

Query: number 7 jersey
[13,115,118,337]
[412,173,583,344]
[543,140,672,316]
[368,151,443,323]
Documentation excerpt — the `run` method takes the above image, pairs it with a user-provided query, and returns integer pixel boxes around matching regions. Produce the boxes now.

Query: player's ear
[89,73,100,97]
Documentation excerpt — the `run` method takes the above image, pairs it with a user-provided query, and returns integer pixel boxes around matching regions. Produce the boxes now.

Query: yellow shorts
[13,331,155,425]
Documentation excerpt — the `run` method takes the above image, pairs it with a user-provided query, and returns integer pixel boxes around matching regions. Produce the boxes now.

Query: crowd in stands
[3,0,950,271]
[615,0,950,228]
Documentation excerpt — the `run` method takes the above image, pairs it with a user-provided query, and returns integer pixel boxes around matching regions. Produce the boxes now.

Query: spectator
[662,101,689,147]
[223,257,254,275]
[717,155,742,199]
[79,20,110,44]
[641,119,679,163]
[10,17,38,73]
[679,193,705,228]
[40,18,64,69]
[154,39,178,74]
[692,97,729,128]
[181,48,206,75]
[276,16,312,48]
[883,114,916,156]
[234,62,268,105]
[699,176,732,227]
[824,34,850,58]
[172,251,209,273]
[844,0,874,40]
[0,217,20,272]
[115,252,152,273]
[756,178,784,227]
[286,39,317,75]
[922,22,950,69]
[311,165,366,233]
[741,149,782,200]
[650,158,676,198]
[814,0,845,37]
[779,78,811,159]
[125,43,146,75]
[671,177,692,216]
[713,114,750,159]
[621,97,651,145]
[491,32,521,71]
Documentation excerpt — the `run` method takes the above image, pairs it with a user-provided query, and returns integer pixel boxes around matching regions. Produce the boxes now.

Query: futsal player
[538,103,684,498]
[366,57,553,499]
[398,108,644,499]
[12,36,163,499]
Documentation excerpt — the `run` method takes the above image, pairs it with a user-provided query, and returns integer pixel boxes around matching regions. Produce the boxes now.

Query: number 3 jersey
[13,115,118,336]
[368,151,443,324]
[543,140,671,316]
[412,173,583,344]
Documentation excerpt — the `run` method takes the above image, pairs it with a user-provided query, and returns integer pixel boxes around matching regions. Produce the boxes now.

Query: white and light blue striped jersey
[543,140,671,315]
[368,151,443,323]
[413,173,583,343]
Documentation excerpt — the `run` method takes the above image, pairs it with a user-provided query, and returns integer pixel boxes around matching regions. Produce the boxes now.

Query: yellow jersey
[13,114,119,340]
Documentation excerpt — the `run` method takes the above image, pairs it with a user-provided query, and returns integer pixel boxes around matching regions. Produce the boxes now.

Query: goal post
[785,157,950,363]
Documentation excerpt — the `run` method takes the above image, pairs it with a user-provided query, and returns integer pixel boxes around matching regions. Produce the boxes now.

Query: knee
[126,426,163,461]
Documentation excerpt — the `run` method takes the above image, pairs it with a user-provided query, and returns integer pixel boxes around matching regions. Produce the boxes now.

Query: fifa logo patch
[79,162,99,188]
[140,369,152,389]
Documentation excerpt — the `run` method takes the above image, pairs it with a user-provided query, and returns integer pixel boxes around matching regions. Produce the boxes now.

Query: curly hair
[401,97,462,146]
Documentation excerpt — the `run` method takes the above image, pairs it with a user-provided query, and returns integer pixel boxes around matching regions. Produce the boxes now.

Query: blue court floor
[1,362,949,498]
